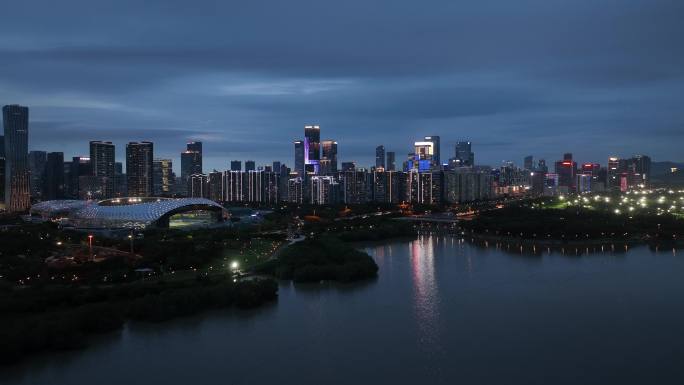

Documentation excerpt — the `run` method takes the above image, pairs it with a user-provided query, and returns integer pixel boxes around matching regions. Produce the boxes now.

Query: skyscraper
[454,141,474,167]
[126,142,154,197]
[187,141,203,176]
[524,155,534,171]
[153,158,173,196]
[3,105,30,211]
[0,136,5,205]
[89,141,116,198]
[304,125,320,173]
[294,140,305,176]
[321,140,338,174]
[375,145,385,169]
[554,153,576,192]
[230,160,242,171]
[245,160,256,171]
[28,150,47,199]
[424,136,440,166]
[386,151,396,171]
[44,152,65,200]
[67,156,91,199]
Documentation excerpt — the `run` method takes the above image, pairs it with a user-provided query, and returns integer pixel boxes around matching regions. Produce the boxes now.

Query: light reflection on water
[409,235,443,359]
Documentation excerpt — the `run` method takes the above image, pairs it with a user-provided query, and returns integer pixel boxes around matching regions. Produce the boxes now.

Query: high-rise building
[294,140,305,176]
[245,160,256,172]
[207,171,223,202]
[28,151,47,199]
[632,154,651,187]
[554,153,577,192]
[444,169,492,203]
[342,170,370,204]
[126,142,154,197]
[153,159,174,196]
[44,152,65,200]
[453,141,474,167]
[288,177,304,204]
[304,125,321,173]
[67,156,91,199]
[272,161,281,174]
[89,141,116,178]
[524,155,534,171]
[89,141,116,198]
[406,170,443,204]
[310,176,339,205]
[386,152,396,171]
[321,140,338,174]
[424,136,440,166]
[181,151,202,180]
[341,162,356,172]
[375,145,385,169]
[607,156,620,190]
[189,174,207,198]
[185,142,203,170]
[3,105,30,211]
[230,160,242,171]
[0,136,5,206]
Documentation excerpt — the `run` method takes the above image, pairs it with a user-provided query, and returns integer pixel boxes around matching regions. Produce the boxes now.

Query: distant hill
[651,161,684,187]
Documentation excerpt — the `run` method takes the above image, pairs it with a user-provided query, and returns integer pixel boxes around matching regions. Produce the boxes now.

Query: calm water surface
[4,236,684,385]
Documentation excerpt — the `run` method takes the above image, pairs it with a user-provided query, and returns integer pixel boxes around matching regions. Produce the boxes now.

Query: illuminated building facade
[3,104,30,211]
[126,141,154,197]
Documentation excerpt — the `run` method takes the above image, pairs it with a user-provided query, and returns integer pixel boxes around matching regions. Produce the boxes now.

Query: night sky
[1,0,683,172]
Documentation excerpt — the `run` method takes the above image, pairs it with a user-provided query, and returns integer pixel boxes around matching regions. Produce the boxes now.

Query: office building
[294,140,305,176]
[28,150,47,199]
[126,142,154,197]
[3,105,30,211]
[245,160,256,172]
[554,153,577,192]
[524,155,534,171]
[423,136,440,166]
[44,152,65,200]
[321,140,338,174]
[304,125,321,173]
[386,151,396,171]
[453,141,474,167]
[341,162,356,172]
[230,160,242,171]
[375,145,385,169]
[0,136,4,206]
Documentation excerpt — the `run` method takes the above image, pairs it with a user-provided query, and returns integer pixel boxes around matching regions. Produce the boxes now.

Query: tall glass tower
[3,105,30,212]
[304,125,320,172]
[321,140,338,174]
[375,145,385,169]
[294,140,305,176]
[126,142,154,197]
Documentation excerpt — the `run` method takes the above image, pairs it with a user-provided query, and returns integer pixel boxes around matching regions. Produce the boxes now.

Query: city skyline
[1,114,676,177]
[1,0,683,170]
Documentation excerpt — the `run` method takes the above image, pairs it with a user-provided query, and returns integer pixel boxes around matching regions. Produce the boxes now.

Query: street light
[88,235,94,261]
[230,261,239,274]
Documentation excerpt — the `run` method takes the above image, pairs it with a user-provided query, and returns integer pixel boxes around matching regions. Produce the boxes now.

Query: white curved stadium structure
[30,197,228,230]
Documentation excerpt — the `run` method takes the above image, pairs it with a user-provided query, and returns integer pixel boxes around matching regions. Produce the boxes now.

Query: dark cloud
[1,0,683,171]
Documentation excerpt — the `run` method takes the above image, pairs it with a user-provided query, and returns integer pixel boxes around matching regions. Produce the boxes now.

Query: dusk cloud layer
[1,0,683,171]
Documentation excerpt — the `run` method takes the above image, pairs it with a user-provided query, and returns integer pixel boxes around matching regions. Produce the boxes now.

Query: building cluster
[525,152,651,196]
[1,104,653,212]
